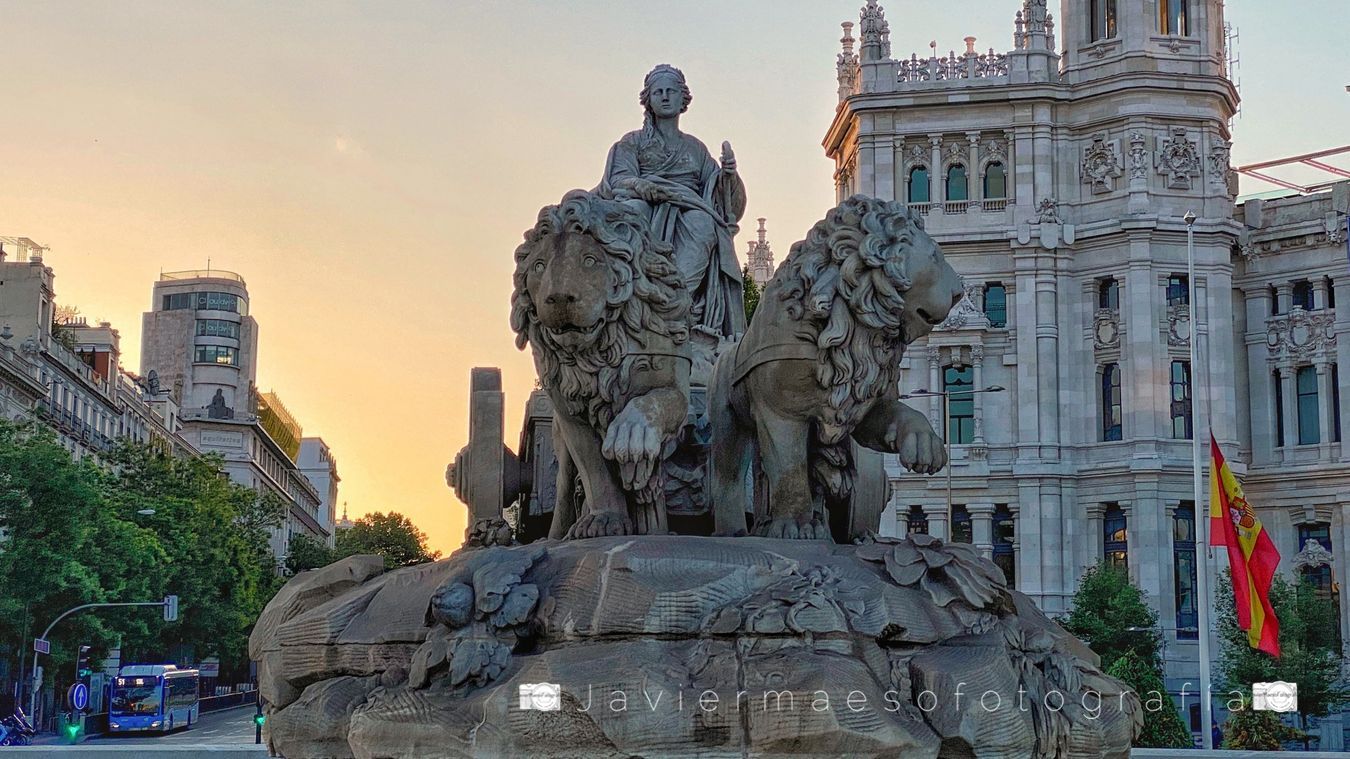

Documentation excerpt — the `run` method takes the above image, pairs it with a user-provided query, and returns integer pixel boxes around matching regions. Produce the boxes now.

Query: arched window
[946,164,968,202]
[982,162,1006,199]
[944,364,974,444]
[908,166,930,204]
[1159,0,1189,35]
[1090,0,1118,41]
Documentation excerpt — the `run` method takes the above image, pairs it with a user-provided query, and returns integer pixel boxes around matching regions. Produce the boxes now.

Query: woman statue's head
[640,64,692,120]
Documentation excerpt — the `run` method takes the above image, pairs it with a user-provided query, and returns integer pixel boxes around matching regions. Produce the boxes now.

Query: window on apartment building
[1333,364,1342,443]
[983,162,1006,199]
[162,291,247,315]
[1166,275,1189,307]
[1292,280,1315,311]
[951,505,972,543]
[1104,504,1128,570]
[946,164,969,202]
[1089,0,1118,41]
[194,345,239,366]
[1170,361,1193,439]
[993,505,1015,588]
[1102,363,1123,441]
[1297,366,1320,445]
[196,319,241,339]
[907,505,928,535]
[1274,370,1285,446]
[983,283,1007,327]
[908,166,930,204]
[1174,502,1198,639]
[1159,0,1189,35]
[1098,277,1119,310]
[944,364,975,444]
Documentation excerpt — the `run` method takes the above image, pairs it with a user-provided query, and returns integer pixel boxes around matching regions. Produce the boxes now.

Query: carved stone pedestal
[251,537,1140,758]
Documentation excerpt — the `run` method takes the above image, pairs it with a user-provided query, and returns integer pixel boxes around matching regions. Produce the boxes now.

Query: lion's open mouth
[544,320,604,345]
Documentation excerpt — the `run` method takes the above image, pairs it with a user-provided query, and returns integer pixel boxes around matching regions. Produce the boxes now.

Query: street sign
[199,657,220,678]
[163,594,179,622]
[33,638,50,654]
[67,682,90,712]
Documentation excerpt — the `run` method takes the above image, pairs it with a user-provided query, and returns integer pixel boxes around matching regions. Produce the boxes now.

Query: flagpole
[1186,210,1213,750]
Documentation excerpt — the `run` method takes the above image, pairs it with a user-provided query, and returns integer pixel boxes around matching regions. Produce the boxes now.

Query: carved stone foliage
[983,138,1006,162]
[1094,308,1120,350]
[1081,133,1122,194]
[250,536,1141,758]
[907,143,927,166]
[944,140,965,165]
[1127,131,1149,180]
[1155,127,1201,190]
[1208,139,1236,195]
[1267,309,1338,361]
[1167,304,1191,347]
[1293,539,1334,571]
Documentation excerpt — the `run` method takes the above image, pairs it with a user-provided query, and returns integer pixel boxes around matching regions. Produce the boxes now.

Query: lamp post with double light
[898,384,1006,521]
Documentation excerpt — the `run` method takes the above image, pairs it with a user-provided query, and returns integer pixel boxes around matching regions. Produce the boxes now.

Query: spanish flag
[1209,434,1281,657]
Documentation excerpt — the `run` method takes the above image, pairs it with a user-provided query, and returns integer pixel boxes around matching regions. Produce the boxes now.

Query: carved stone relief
[1167,304,1191,347]
[1094,308,1121,350]
[1155,127,1201,190]
[1293,539,1334,571]
[1081,132,1122,194]
[1208,138,1236,195]
[1127,131,1149,180]
[937,282,988,331]
[1267,309,1338,361]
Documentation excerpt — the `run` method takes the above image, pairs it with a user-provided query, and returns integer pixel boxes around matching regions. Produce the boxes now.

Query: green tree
[1215,570,1347,748]
[334,511,439,569]
[1063,563,1191,748]
[285,533,336,574]
[1221,704,1307,750]
[742,264,760,321]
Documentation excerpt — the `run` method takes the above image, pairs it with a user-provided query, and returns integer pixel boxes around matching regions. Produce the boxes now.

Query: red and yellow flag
[1209,434,1281,657]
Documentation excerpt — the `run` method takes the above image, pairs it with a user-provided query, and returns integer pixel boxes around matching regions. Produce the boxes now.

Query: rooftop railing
[160,269,246,283]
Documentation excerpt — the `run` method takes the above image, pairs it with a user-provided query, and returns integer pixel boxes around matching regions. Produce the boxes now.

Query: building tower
[141,269,329,561]
[745,218,776,286]
[824,0,1258,728]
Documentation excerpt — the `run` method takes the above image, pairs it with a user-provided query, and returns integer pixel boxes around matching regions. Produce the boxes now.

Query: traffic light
[76,645,92,679]
[64,722,80,743]
[163,594,179,622]
[254,712,266,728]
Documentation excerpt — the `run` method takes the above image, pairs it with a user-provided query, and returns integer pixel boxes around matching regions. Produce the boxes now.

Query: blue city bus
[108,665,199,733]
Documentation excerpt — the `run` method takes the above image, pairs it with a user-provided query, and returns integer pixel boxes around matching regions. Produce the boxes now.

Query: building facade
[0,241,192,459]
[826,0,1346,745]
[140,270,331,561]
[298,437,341,546]
[745,218,777,287]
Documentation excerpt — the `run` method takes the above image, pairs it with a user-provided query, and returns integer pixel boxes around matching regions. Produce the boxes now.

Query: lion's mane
[509,190,690,434]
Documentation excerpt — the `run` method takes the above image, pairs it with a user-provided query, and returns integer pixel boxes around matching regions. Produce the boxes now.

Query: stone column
[1338,501,1350,648]
[1279,366,1298,448]
[893,138,905,203]
[1003,128,1016,205]
[927,344,943,433]
[966,132,981,203]
[923,502,949,541]
[1084,503,1105,571]
[1036,270,1060,450]
[894,491,910,537]
[1318,361,1334,453]
[969,502,996,558]
[971,345,987,445]
[1337,277,1350,461]
[1009,502,1023,591]
[1313,278,1328,311]
[928,135,943,207]
[1246,287,1276,465]
[1275,283,1293,315]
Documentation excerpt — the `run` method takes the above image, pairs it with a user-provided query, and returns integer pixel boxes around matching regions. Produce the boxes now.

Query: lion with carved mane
[510,189,692,539]
[708,195,964,540]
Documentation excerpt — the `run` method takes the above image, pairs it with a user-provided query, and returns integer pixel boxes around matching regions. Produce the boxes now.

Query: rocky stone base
[250,536,1140,758]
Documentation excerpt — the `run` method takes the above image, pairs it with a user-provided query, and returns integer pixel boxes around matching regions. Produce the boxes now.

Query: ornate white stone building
[826,0,1347,744]
[745,218,776,287]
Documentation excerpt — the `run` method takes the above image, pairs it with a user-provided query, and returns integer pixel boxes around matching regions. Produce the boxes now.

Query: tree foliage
[285,533,336,575]
[332,512,439,570]
[1215,569,1347,746]
[0,421,283,696]
[1064,562,1191,748]
[742,264,760,322]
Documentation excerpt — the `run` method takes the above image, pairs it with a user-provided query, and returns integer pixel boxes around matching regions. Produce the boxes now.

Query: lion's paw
[753,516,831,541]
[567,510,635,539]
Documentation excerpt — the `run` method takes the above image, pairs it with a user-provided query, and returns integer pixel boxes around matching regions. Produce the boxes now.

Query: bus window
[111,678,160,715]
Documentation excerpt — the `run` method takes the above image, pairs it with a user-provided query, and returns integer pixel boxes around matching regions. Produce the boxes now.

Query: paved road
[31,704,258,747]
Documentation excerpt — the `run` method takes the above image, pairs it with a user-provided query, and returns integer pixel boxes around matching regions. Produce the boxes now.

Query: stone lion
[708,195,964,540]
[510,190,692,539]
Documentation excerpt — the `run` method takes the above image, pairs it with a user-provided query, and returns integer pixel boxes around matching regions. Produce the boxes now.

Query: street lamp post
[899,384,1006,529]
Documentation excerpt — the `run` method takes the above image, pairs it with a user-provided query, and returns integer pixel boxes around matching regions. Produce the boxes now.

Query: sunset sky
[2,1,1346,556]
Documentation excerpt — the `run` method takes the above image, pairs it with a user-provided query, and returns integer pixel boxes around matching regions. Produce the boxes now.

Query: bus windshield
[111,680,160,715]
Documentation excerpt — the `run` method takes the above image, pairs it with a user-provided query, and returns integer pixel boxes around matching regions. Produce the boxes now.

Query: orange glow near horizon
[1,2,1343,556]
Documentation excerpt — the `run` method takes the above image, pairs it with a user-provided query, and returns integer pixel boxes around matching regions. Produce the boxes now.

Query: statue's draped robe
[599,130,747,338]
